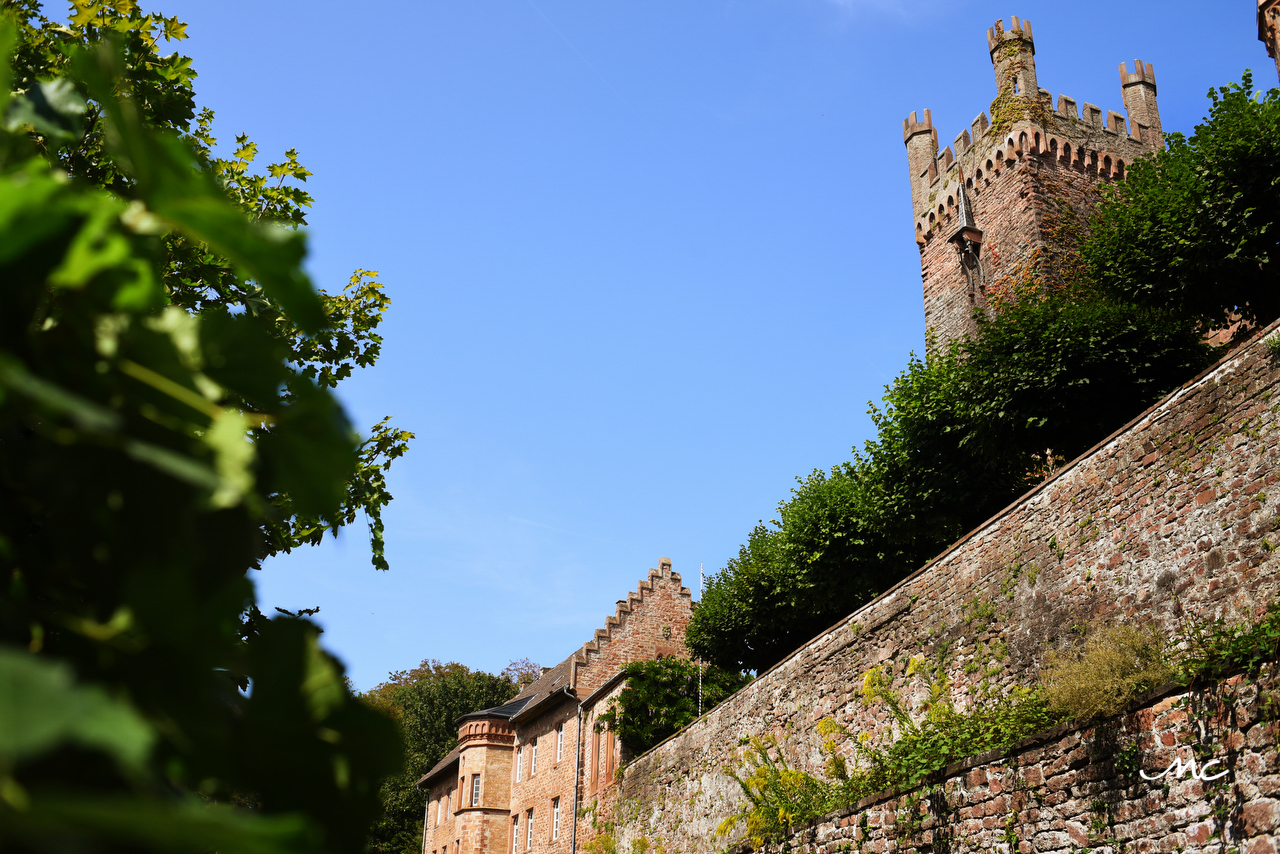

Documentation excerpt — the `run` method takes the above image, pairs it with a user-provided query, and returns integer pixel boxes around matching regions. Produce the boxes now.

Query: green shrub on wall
[596,658,752,755]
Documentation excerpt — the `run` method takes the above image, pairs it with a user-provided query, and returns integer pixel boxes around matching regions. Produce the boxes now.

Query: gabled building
[417,558,694,854]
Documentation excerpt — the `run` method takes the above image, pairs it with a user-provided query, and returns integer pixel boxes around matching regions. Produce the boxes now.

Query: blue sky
[151,0,1262,690]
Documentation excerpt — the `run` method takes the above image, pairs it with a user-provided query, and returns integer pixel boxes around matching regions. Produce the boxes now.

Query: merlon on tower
[904,16,1163,352]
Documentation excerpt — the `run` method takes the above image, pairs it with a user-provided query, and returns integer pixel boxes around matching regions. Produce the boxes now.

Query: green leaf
[0,647,154,769]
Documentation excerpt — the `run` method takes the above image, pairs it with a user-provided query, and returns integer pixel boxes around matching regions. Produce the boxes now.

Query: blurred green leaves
[0,15,402,854]
[0,648,154,770]
[5,0,413,569]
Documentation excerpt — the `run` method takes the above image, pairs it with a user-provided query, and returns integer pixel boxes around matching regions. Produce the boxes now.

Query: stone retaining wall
[737,675,1279,854]
[603,323,1280,854]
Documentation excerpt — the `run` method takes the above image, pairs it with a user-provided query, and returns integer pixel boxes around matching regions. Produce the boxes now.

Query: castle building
[416,559,693,854]
[1260,0,1280,83]
[905,16,1164,351]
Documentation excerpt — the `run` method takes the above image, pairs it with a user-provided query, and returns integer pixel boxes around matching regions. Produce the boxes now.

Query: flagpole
[698,562,704,717]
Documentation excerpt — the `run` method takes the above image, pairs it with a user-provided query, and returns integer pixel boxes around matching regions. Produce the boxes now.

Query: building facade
[417,558,694,854]
[905,16,1164,351]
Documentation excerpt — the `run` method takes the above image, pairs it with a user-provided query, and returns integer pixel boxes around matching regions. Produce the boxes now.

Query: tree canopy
[1085,72,1280,338]
[0,22,401,853]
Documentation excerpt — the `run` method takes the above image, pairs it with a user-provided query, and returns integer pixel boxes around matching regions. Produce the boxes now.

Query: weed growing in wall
[1040,624,1175,721]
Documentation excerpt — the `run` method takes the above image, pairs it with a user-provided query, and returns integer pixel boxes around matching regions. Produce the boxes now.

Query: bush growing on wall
[688,280,1213,673]
[596,658,753,754]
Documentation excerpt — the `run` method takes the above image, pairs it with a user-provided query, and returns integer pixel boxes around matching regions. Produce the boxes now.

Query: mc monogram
[1139,752,1229,783]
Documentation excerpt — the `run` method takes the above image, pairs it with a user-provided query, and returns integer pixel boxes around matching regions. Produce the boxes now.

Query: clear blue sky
[149,0,1261,690]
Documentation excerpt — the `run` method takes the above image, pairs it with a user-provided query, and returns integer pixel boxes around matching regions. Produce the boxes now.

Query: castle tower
[905,17,1164,351]
[1260,0,1280,84]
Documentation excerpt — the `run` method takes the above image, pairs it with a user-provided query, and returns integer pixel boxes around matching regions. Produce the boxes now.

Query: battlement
[902,109,935,142]
[1120,59,1157,89]
[986,16,1034,54]
[903,15,1165,353]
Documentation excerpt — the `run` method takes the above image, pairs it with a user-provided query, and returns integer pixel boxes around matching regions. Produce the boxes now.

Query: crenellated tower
[904,16,1164,351]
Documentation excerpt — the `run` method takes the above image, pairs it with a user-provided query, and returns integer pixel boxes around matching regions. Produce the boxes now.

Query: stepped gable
[463,558,695,728]
[571,557,694,697]
[904,16,1163,351]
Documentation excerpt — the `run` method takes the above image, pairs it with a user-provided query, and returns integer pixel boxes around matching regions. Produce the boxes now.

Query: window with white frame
[552,797,561,840]
[556,723,564,761]
[471,774,480,806]
[526,809,534,850]
[530,741,538,776]
[512,816,519,854]
[515,746,523,782]
[437,795,444,825]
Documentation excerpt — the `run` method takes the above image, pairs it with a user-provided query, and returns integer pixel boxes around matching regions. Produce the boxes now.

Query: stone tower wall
[906,17,1163,350]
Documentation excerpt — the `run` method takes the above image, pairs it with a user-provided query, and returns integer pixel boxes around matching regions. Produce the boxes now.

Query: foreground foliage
[363,661,524,854]
[0,27,401,854]
[7,0,412,569]
[596,657,753,755]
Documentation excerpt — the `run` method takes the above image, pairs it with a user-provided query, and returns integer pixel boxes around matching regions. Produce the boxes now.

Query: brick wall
[510,698,579,854]
[608,322,1280,853]
[727,675,1280,854]
[572,560,694,698]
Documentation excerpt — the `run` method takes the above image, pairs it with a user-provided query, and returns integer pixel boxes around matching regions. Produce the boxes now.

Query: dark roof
[503,654,576,723]
[457,696,531,723]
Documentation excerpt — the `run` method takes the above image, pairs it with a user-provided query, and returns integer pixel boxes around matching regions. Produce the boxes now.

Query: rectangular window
[515,746,522,782]
[526,809,534,850]
[438,795,444,825]
[590,730,600,794]
[530,741,538,776]
[471,774,480,806]
[556,723,564,761]
[552,797,561,840]
[512,816,519,854]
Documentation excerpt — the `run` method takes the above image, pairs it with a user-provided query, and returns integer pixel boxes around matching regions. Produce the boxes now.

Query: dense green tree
[363,661,524,854]
[1086,72,1280,337]
[4,0,412,569]
[688,72,1280,674]
[0,30,400,853]
[596,658,753,755]
[689,282,1214,673]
